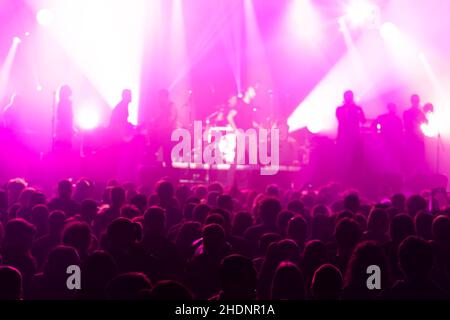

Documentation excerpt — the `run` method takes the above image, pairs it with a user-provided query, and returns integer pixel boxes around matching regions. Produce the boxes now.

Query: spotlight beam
[0,38,21,101]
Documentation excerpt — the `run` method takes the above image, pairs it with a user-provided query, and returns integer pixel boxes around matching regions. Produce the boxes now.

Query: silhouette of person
[375,103,403,170]
[271,261,306,300]
[336,90,366,185]
[2,94,27,135]
[110,89,132,138]
[0,266,23,300]
[226,95,255,131]
[311,264,343,300]
[383,236,448,300]
[149,280,193,300]
[341,241,391,300]
[80,250,118,300]
[211,254,257,300]
[54,85,74,150]
[185,223,227,299]
[106,272,152,300]
[141,206,182,280]
[48,180,81,217]
[29,245,80,300]
[403,94,427,174]
[1,219,36,297]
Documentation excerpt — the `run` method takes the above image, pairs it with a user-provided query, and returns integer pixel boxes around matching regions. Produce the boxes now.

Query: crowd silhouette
[0,176,449,300]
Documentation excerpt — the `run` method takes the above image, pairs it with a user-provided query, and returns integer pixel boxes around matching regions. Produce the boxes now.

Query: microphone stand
[51,91,56,151]
[436,131,444,175]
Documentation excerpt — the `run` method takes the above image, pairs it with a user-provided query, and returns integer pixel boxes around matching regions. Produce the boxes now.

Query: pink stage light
[36,8,54,26]
[283,0,324,51]
[28,0,151,125]
[307,121,323,135]
[380,22,400,40]
[345,0,380,28]
[0,37,21,100]
[76,106,100,130]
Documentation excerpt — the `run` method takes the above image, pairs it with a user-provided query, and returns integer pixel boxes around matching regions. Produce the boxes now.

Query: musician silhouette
[227,96,255,131]
[110,89,132,138]
[375,103,403,171]
[2,94,27,135]
[336,90,366,186]
[403,94,427,174]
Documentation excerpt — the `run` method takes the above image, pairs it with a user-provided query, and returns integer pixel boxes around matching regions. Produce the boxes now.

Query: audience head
[271,261,306,300]
[44,246,80,291]
[6,178,27,205]
[287,200,305,216]
[193,204,210,224]
[143,206,165,235]
[406,195,427,217]
[415,211,433,240]
[0,266,22,300]
[156,180,174,200]
[344,192,360,213]
[106,272,152,300]
[432,215,450,244]
[287,216,308,247]
[110,187,126,208]
[311,264,342,300]
[48,210,66,235]
[390,214,415,244]
[202,223,225,255]
[258,233,282,257]
[259,198,282,226]
[220,254,257,300]
[150,280,192,300]
[398,236,433,280]
[391,193,406,212]
[80,199,98,222]
[62,221,92,256]
[345,241,390,289]
[121,204,140,220]
[334,218,361,251]
[217,194,233,213]
[31,204,49,231]
[57,180,73,199]
[106,218,139,249]
[367,208,389,235]
[82,250,118,299]
[277,210,295,235]
[2,219,35,253]
[130,194,147,214]
[232,211,253,237]
[266,184,280,198]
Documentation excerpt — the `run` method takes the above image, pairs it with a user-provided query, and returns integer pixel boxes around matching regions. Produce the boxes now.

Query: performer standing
[1,94,26,135]
[227,95,255,131]
[109,89,132,139]
[336,90,366,185]
[403,94,427,174]
[54,85,74,150]
[375,103,403,170]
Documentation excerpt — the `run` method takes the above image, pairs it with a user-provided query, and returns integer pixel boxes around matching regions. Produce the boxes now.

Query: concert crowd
[0,175,449,300]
